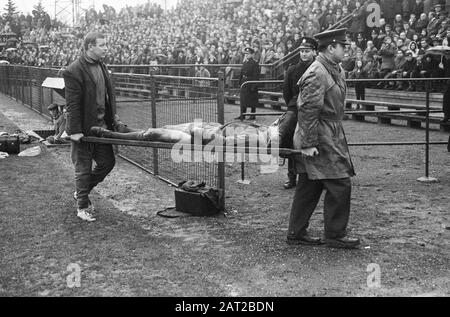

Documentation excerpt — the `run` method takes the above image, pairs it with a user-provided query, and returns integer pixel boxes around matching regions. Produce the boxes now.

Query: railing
[0,65,63,118]
[0,65,227,209]
[238,77,449,182]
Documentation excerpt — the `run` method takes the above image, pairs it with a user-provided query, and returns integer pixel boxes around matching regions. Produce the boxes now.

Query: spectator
[419,36,431,54]
[394,14,405,31]
[384,50,407,89]
[401,50,419,90]
[355,32,367,49]
[348,59,368,109]
[409,13,418,30]
[370,29,382,50]
[435,18,449,39]
[378,36,397,87]
[341,51,356,77]
[427,11,441,36]
[416,12,430,32]
[364,40,379,62]
[403,20,417,39]
[409,40,421,57]
[195,62,211,99]
[442,28,450,45]
[413,54,438,90]
[364,53,382,85]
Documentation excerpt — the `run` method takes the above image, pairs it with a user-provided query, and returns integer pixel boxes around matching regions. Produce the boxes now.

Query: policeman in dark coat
[279,37,317,189]
[238,47,260,120]
[287,28,360,249]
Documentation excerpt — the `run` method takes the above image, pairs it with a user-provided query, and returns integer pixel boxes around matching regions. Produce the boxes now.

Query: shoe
[287,234,323,246]
[77,208,96,222]
[234,116,243,120]
[325,236,360,249]
[73,191,94,211]
[283,178,296,189]
[248,115,256,120]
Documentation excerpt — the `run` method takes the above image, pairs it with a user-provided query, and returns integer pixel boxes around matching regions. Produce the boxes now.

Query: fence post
[217,71,226,211]
[217,71,225,125]
[30,68,33,110]
[418,79,438,183]
[21,66,25,104]
[150,73,159,176]
[39,71,44,114]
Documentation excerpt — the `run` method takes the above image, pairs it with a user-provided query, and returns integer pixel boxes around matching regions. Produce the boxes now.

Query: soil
[0,93,449,297]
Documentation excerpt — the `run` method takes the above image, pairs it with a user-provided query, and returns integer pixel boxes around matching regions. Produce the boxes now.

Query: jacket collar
[317,53,346,90]
[79,53,104,83]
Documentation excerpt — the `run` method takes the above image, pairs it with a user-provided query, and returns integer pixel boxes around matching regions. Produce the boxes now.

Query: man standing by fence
[237,47,260,121]
[63,32,117,222]
[280,37,317,189]
[287,28,360,249]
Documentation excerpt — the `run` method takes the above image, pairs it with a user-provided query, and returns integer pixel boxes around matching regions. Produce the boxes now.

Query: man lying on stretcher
[90,117,280,146]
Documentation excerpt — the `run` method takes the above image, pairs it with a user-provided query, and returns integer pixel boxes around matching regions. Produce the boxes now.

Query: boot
[283,175,297,189]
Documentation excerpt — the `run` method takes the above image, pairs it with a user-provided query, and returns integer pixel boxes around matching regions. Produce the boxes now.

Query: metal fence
[0,65,65,118]
[0,65,226,208]
[114,72,225,193]
[239,77,449,182]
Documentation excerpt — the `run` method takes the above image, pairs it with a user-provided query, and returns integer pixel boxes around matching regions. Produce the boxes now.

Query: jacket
[293,54,355,180]
[63,55,116,136]
[379,43,397,70]
[283,59,314,110]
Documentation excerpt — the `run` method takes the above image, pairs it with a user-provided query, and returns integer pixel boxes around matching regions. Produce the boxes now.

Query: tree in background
[2,0,18,24]
[32,1,52,30]
[2,0,20,35]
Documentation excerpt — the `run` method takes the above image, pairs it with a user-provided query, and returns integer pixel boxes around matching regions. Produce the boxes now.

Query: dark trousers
[71,141,115,209]
[287,157,296,180]
[355,84,365,107]
[288,173,351,239]
[442,81,450,119]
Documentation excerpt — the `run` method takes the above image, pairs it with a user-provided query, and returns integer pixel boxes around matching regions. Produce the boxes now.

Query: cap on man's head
[299,37,318,50]
[405,50,413,56]
[314,28,350,48]
[244,47,255,54]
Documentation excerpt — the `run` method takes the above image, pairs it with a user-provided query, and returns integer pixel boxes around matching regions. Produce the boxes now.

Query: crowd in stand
[2,0,450,91]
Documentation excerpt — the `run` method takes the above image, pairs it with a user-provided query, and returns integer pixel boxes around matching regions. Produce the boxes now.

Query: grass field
[1,93,450,297]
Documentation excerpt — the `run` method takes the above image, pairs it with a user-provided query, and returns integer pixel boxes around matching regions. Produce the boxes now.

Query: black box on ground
[0,135,20,154]
[175,188,220,216]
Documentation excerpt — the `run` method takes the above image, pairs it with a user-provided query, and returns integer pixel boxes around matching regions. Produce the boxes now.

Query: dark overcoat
[239,58,260,108]
[293,55,355,180]
[63,55,116,135]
